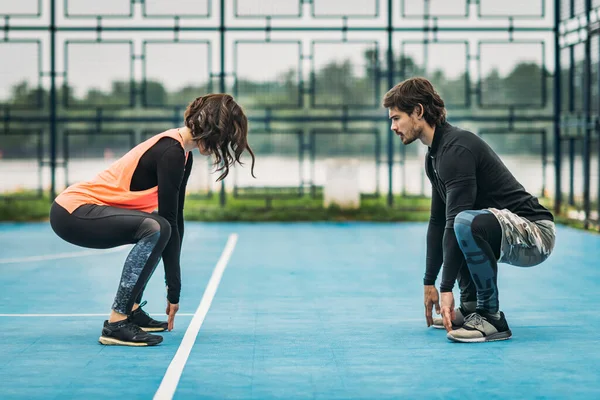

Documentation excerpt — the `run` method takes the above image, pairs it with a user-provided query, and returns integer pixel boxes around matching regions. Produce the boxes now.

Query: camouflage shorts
[487,208,556,267]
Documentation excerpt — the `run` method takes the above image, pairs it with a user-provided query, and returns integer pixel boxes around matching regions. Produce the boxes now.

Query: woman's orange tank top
[55,129,187,214]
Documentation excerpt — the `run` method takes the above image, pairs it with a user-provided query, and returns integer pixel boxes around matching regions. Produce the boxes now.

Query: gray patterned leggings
[50,202,171,315]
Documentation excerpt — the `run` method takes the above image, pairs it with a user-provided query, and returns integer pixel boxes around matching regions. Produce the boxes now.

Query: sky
[0,0,573,100]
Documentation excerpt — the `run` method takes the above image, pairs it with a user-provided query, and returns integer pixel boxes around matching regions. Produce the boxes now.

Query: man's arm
[438,146,478,293]
[424,185,445,326]
[424,185,445,285]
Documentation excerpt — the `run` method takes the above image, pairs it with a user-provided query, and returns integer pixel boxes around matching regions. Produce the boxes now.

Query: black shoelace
[135,300,151,318]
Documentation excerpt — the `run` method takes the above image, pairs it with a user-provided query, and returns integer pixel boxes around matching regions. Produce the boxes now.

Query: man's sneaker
[129,301,168,332]
[446,311,512,343]
[99,319,163,346]
[432,305,472,330]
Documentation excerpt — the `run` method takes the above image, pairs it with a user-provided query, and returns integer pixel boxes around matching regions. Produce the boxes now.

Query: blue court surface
[1,221,599,399]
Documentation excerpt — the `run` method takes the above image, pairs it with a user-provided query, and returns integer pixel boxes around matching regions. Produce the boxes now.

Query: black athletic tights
[50,202,171,315]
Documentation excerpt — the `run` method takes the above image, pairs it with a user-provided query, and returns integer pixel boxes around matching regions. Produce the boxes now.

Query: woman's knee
[135,216,171,240]
[154,215,172,238]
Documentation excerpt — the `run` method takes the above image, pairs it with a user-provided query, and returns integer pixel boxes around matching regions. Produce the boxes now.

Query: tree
[144,80,167,106]
[504,62,545,106]
[481,68,504,105]
[10,81,42,107]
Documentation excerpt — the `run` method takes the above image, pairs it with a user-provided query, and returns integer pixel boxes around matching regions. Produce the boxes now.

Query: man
[383,77,556,343]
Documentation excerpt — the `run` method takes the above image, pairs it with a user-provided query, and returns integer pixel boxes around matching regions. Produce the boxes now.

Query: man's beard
[402,124,422,145]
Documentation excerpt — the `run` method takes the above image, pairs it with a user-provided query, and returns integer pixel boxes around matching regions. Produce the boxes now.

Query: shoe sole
[98,336,163,346]
[446,330,512,343]
[432,324,462,330]
[140,327,167,333]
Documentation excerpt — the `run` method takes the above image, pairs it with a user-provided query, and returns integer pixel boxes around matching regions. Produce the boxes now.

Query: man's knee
[455,210,496,236]
[470,213,495,237]
[454,210,479,241]
[455,211,501,260]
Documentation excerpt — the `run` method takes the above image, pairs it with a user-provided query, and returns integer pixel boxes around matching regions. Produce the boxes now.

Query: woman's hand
[166,300,180,331]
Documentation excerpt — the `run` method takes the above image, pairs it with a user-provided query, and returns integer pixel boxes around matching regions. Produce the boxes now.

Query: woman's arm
[156,145,186,305]
[177,152,193,247]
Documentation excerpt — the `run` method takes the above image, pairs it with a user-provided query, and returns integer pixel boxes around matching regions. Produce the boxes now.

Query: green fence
[1,0,597,228]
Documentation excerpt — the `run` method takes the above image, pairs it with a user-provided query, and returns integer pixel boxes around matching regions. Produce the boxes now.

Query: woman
[50,94,255,346]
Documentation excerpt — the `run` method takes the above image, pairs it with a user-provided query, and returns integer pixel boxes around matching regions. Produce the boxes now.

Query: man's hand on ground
[424,285,441,327]
[441,292,456,332]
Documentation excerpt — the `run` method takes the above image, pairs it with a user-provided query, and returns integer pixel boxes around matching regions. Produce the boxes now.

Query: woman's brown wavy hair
[184,94,256,181]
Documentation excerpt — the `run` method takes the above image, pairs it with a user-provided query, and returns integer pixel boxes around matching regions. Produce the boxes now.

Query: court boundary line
[153,233,238,400]
[0,313,194,317]
[0,246,130,265]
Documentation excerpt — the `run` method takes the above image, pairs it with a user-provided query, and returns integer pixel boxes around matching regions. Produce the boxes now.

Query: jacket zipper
[430,155,438,177]
[430,155,443,199]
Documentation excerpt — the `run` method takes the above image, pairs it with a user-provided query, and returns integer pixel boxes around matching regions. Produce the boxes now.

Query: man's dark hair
[382,77,447,127]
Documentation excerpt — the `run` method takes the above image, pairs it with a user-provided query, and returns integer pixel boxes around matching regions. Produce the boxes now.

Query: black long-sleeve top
[424,122,553,292]
[130,137,193,304]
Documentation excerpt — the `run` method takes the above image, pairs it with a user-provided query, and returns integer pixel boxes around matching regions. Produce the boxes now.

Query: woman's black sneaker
[129,301,168,332]
[99,319,163,346]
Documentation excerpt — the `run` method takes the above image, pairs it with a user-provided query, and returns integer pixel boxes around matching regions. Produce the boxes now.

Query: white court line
[154,233,238,400]
[0,246,129,265]
[0,313,194,317]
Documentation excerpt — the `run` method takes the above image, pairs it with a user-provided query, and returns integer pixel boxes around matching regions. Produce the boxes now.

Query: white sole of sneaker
[141,327,167,333]
[432,324,462,330]
[98,336,161,346]
[446,332,512,343]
